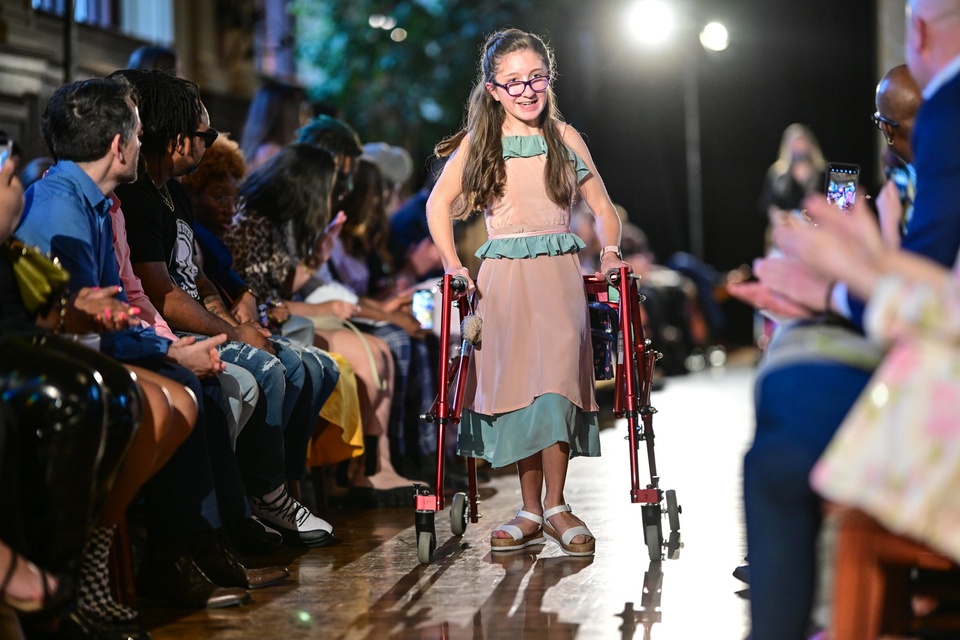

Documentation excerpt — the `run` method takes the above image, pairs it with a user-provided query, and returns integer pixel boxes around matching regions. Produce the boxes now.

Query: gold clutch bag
[4,239,70,314]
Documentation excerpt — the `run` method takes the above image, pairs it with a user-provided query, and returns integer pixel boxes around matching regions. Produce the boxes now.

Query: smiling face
[486,48,549,129]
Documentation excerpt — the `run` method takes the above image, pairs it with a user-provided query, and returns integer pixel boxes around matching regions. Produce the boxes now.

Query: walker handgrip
[605,267,639,287]
[605,268,621,287]
[451,275,469,293]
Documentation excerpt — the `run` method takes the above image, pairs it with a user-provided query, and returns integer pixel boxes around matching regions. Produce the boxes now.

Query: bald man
[874,64,922,239]
[876,64,921,165]
[742,4,960,638]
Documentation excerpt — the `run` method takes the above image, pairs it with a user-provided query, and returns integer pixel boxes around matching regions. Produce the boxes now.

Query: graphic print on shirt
[171,218,200,300]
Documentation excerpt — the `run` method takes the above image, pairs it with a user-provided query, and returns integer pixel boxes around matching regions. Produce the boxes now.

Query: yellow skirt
[306,351,365,466]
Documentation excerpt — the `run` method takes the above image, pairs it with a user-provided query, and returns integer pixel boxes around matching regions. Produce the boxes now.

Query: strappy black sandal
[0,546,54,613]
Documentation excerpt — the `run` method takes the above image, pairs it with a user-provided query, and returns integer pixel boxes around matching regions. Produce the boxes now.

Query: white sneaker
[249,488,334,548]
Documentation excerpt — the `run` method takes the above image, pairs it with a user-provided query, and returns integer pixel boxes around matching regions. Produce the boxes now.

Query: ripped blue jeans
[216,339,301,497]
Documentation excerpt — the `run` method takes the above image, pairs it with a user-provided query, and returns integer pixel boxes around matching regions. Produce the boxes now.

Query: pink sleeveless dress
[458,134,601,468]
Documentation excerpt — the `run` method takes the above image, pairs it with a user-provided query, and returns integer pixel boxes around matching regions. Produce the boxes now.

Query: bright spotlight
[699,22,729,51]
[626,0,675,46]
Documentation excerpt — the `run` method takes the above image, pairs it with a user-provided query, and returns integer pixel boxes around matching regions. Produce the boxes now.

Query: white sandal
[490,509,547,552]
[542,504,595,557]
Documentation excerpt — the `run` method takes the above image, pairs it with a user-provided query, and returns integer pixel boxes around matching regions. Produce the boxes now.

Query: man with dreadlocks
[112,70,339,552]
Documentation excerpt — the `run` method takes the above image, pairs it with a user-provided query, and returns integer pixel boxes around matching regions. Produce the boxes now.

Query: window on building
[32,0,173,44]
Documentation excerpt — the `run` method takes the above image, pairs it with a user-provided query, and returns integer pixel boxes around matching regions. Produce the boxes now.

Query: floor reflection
[473,550,593,639]
[144,363,756,640]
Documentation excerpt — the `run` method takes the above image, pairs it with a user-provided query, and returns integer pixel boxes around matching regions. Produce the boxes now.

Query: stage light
[699,22,729,52]
[626,0,675,46]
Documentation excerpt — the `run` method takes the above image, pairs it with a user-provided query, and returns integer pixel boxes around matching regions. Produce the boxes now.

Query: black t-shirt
[118,177,201,301]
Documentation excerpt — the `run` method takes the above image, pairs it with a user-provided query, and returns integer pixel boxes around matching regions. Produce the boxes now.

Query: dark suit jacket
[846,67,960,328]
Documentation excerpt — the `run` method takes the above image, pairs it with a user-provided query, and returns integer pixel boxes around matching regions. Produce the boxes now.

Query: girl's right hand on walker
[596,252,631,281]
[447,266,475,297]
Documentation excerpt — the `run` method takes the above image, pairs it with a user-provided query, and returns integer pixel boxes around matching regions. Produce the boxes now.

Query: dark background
[530,0,879,344]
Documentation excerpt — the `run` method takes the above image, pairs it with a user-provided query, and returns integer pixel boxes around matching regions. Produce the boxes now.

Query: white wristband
[600,245,621,259]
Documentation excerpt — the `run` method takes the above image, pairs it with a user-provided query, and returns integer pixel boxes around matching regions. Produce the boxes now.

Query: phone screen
[826,163,859,211]
[412,289,435,330]
[0,141,12,170]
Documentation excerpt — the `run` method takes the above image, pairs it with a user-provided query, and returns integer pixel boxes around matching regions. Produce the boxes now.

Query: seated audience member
[225,144,418,502]
[108,192,267,484]
[872,64,922,245]
[110,69,337,545]
[17,157,54,191]
[126,44,178,74]
[239,80,307,172]
[0,146,101,636]
[618,222,711,375]
[726,16,960,638]
[179,134,365,494]
[17,76,284,613]
[296,118,439,484]
[332,158,438,478]
[362,141,413,215]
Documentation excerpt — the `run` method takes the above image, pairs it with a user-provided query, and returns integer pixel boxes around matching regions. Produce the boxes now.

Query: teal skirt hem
[457,393,600,469]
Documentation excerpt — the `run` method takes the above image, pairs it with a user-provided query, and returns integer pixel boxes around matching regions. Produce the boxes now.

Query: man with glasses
[113,69,338,552]
[873,64,922,238]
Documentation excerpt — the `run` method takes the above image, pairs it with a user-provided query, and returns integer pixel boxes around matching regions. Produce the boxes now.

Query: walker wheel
[645,524,662,562]
[417,531,435,564]
[666,489,681,532]
[450,492,468,536]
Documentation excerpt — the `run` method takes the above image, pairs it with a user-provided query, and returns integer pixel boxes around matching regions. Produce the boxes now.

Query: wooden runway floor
[143,360,756,640]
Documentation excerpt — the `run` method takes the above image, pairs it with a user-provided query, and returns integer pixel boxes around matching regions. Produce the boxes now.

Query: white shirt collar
[922,54,960,99]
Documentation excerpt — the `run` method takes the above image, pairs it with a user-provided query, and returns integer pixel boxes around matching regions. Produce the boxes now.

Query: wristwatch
[600,245,621,260]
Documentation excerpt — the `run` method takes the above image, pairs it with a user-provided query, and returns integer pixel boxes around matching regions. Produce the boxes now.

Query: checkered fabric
[77,526,137,623]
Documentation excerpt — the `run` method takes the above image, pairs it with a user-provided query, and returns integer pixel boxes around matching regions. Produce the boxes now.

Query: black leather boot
[193,531,289,590]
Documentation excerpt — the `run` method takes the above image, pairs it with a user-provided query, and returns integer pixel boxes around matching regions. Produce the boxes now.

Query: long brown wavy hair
[435,29,575,220]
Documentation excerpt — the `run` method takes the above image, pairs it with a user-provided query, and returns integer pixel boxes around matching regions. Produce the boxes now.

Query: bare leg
[0,540,57,608]
[97,366,197,528]
[492,453,544,539]
[542,442,592,545]
[313,329,414,490]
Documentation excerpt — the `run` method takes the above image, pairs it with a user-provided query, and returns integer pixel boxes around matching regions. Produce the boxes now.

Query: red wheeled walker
[415,274,479,564]
[584,267,681,561]
[415,268,680,564]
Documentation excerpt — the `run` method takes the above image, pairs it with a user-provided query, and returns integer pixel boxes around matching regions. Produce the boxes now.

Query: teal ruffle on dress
[500,134,591,182]
[475,233,586,259]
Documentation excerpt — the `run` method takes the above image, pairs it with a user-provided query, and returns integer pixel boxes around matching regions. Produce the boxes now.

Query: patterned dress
[458,134,601,468]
